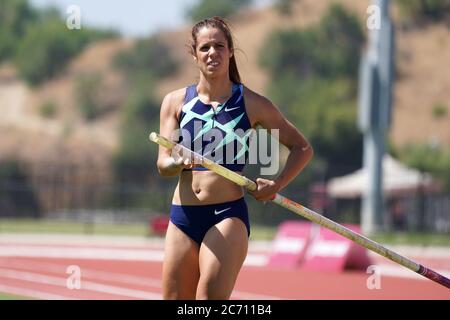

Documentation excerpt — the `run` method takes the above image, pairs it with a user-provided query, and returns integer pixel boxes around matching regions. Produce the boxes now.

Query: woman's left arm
[247,92,313,201]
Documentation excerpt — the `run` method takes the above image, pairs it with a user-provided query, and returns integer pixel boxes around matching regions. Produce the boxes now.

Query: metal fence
[0,160,449,233]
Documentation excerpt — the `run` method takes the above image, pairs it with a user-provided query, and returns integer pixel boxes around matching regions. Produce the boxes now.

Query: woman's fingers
[249,178,278,202]
[174,156,184,166]
[183,157,194,169]
[172,147,195,169]
[170,155,192,169]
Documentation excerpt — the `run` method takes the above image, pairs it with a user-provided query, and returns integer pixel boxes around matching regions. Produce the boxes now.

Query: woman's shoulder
[243,85,274,109]
[161,86,192,112]
[163,87,189,105]
[242,85,277,127]
[160,86,192,121]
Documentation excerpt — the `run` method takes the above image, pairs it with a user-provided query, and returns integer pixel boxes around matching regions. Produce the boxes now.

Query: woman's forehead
[196,27,227,44]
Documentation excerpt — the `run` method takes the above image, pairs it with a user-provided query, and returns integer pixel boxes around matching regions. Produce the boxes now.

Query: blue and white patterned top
[177,83,253,172]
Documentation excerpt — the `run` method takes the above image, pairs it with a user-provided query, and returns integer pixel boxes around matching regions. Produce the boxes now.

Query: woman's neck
[196,76,233,104]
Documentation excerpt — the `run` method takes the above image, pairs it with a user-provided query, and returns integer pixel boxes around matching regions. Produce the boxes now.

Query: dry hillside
[0,0,449,167]
[0,39,132,163]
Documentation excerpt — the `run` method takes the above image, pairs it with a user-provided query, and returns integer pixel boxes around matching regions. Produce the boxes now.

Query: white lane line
[0,268,161,300]
[231,290,281,300]
[0,242,166,250]
[0,246,266,266]
[245,254,267,266]
[2,246,449,283]
[0,259,283,300]
[0,258,161,288]
[0,235,273,253]
[376,264,450,281]
[0,284,77,300]
[0,246,164,261]
[0,234,166,247]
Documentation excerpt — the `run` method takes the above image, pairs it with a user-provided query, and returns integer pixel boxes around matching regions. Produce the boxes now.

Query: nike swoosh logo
[224,106,240,112]
[214,207,231,215]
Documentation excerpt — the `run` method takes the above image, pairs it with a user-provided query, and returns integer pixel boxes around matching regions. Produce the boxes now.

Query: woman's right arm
[156,90,193,176]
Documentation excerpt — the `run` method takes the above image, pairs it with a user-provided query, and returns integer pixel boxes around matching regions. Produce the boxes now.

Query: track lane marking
[0,268,161,299]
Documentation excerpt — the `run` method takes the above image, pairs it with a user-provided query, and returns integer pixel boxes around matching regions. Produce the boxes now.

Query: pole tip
[149,132,158,142]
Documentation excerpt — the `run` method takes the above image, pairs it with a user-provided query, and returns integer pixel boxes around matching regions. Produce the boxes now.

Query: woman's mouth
[207,61,220,68]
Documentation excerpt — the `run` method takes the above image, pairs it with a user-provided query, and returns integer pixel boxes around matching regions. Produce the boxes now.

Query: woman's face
[193,27,233,79]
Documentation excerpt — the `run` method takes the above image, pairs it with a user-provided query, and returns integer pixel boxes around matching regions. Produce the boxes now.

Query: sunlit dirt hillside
[0,0,449,168]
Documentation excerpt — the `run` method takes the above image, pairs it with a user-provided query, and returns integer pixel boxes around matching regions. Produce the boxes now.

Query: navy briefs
[169,197,250,245]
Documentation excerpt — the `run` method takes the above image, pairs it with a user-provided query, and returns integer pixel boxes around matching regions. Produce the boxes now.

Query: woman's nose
[208,46,218,56]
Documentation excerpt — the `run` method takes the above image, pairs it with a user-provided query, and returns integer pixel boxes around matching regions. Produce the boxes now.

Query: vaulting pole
[150,132,450,289]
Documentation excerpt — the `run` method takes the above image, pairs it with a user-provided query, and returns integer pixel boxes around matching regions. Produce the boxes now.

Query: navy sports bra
[177,83,253,172]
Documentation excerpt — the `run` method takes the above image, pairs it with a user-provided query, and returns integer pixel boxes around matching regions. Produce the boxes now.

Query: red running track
[0,237,449,300]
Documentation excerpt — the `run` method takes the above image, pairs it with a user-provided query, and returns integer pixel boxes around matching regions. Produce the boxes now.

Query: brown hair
[189,16,241,84]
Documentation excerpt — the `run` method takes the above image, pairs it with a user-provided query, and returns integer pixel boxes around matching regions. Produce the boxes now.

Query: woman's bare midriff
[171,170,245,205]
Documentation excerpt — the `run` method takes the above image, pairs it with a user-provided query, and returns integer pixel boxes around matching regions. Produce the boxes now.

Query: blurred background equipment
[358,0,395,235]
[327,155,447,232]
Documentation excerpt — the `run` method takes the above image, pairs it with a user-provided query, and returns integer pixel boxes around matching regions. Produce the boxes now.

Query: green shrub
[15,17,117,86]
[113,81,160,187]
[399,144,450,191]
[75,73,102,121]
[395,0,450,23]
[260,29,318,78]
[286,77,363,177]
[114,36,178,80]
[260,4,364,178]
[432,102,448,119]
[275,0,294,15]
[121,79,160,124]
[0,159,40,217]
[316,3,365,78]
[0,0,37,62]
[186,0,252,22]
[260,4,364,80]
[113,124,155,183]
[40,101,58,118]
[113,36,177,209]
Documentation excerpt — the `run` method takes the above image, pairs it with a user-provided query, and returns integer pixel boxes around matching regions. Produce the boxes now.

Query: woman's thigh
[162,222,200,299]
[197,217,249,300]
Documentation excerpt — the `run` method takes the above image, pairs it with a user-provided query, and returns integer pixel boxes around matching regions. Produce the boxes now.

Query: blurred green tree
[275,0,295,15]
[395,0,450,23]
[186,0,252,22]
[260,4,364,179]
[113,77,160,185]
[15,16,116,86]
[400,144,450,192]
[260,4,364,80]
[0,0,37,61]
[111,78,175,210]
[75,73,102,121]
[114,36,178,80]
[112,34,180,209]
[285,78,363,177]
[0,159,40,218]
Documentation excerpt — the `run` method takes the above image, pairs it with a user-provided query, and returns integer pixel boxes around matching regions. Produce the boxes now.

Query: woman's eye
[198,44,225,52]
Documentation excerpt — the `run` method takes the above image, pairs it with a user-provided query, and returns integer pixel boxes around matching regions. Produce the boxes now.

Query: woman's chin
[204,68,226,78]
[206,66,220,73]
